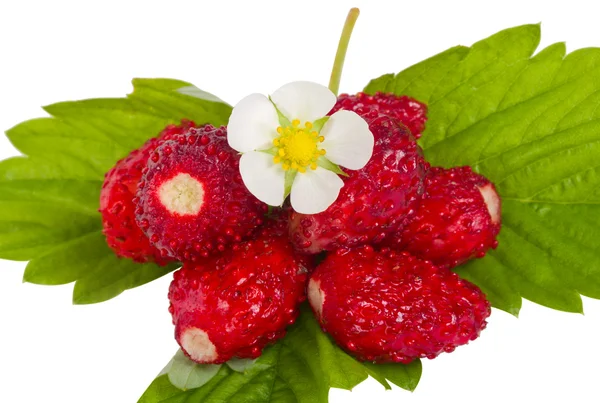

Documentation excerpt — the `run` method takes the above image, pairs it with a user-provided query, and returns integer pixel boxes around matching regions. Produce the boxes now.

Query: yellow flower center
[272,119,326,173]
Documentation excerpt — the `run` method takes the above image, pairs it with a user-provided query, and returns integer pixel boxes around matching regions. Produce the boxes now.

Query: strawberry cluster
[100,92,500,365]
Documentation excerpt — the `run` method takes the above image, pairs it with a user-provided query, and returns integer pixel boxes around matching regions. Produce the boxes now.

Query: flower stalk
[328,8,360,96]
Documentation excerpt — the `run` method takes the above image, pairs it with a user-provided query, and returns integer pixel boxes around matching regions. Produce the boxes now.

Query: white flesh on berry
[159,173,205,216]
[478,183,501,224]
[180,328,218,363]
[308,278,325,319]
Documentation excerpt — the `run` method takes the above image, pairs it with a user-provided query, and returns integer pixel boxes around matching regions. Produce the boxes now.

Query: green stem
[328,8,360,96]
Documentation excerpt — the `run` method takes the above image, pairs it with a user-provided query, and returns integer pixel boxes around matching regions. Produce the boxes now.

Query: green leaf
[363,361,422,392]
[1,78,231,303]
[365,23,600,315]
[128,79,232,127]
[161,350,222,391]
[0,158,102,261]
[225,358,257,373]
[139,307,421,402]
[177,86,230,106]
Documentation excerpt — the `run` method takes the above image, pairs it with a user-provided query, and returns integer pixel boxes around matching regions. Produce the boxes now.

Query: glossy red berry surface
[386,166,501,269]
[289,115,427,254]
[136,125,267,261]
[331,92,428,138]
[99,120,198,264]
[308,247,491,363]
[168,228,310,364]
[158,119,198,141]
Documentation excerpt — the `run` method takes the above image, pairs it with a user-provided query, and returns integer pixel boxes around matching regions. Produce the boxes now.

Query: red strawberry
[330,92,428,138]
[385,166,501,269]
[168,227,310,364]
[289,115,427,254]
[135,125,267,261]
[99,120,197,264]
[265,207,317,271]
[308,247,491,363]
[159,119,198,141]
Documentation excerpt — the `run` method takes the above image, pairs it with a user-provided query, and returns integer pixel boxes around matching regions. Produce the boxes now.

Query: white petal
[320,110,374,170]
[228,93,279,153]
[239,151,286,206]
[270,81,336,123]
[290,168,344,214]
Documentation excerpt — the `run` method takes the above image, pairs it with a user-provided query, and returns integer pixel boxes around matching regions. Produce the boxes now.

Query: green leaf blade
[364,46,469,102]
[128,78,232,127]
[454,255,522,316]
[364,360,422,392]
[72,254,177,305]
[0,202,100,262]
[138,375,189,403]
[43,98,175,155]
[140,307,421,402]
[226,358,257,373]
[1,78,231,303]
[162,350,222,391]
[23,231,107,285]
[6,118,117,179]
[366,23,600,315]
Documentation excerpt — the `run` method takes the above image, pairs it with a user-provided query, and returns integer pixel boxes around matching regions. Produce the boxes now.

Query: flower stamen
[273,120,326,174]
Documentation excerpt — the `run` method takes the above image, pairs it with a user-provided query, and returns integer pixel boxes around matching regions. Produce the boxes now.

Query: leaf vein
[424,54,600,154]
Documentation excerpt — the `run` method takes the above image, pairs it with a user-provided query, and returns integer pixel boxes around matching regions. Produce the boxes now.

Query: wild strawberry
[265,207,317,271]
[159,119,198,141]
[289,115,427,254]
[385,166,501,269]
[99,120,197,264]
[135,125,267,261]
[330,92,428,138]
[168,228,310,364]
[308,247,491,363]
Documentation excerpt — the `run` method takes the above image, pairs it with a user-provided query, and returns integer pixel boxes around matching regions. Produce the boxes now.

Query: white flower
[228,81,374,214]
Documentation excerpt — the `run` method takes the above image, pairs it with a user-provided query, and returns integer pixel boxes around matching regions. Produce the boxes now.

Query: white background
[1,1,599,402]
